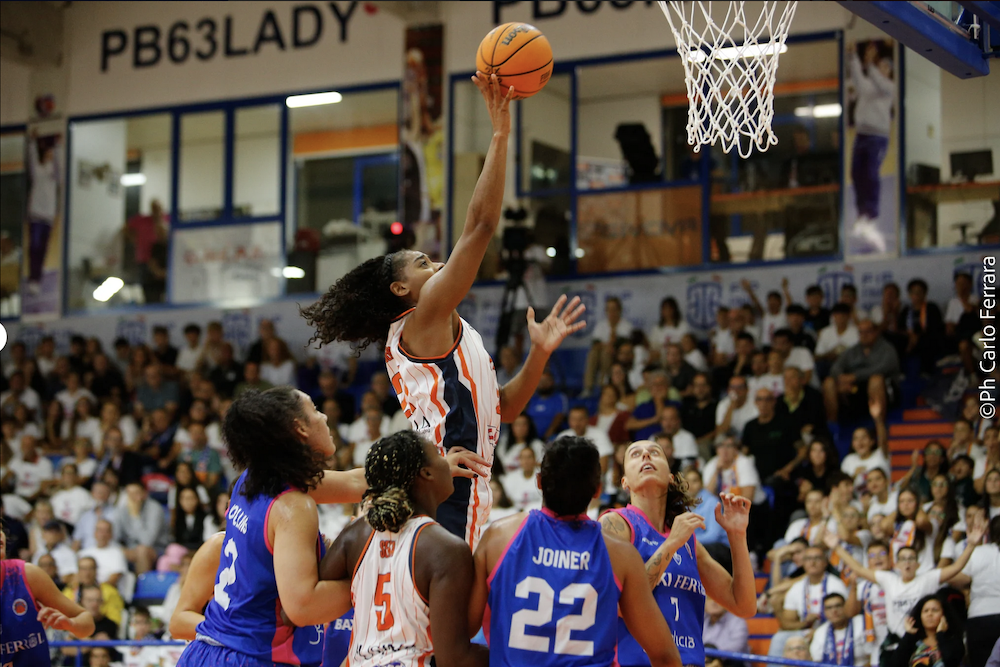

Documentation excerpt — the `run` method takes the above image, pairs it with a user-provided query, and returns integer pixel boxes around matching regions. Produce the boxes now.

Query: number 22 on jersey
[509,576,597,656]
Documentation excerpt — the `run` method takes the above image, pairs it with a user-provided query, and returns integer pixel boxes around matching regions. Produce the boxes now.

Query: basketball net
[658,1,798,158]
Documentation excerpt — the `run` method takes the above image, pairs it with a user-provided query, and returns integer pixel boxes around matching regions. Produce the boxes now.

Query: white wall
[578,94,662,161]
[0,58,32,126]
[69,118,126,271]
[234,135,281,216]
[178,140,224,215]
[140,146,172,214]
[903,47,942,171]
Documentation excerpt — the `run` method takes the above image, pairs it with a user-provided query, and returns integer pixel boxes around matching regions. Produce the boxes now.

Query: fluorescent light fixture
[285,91,343,108]
[574,248,585,258]
[546,247,557,258]
[282,266,306,279]
[93,276,124,302]
[687,42,788,62]
[120,173,147,187]
[794,103,842,118]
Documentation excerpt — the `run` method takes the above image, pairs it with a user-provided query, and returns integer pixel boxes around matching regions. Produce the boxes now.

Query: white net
[658,1,798,158]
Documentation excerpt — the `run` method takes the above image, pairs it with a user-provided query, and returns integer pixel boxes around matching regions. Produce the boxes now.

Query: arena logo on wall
[100,2,363,71]
[114,316,150,346]
[492,1,655,24]
[685,279,723,331]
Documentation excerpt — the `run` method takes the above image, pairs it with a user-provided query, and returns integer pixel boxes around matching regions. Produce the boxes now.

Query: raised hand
[715,493,750,534]
[471,71,514,137]
[904,615,918,634]
[527,294,587,355]
[967,512,987,545]
[868,398,883,422]
[821,528,840,552]
[446,446,490,479]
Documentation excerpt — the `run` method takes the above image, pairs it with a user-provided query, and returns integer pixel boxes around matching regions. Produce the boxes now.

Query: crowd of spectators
[1,271,999,667]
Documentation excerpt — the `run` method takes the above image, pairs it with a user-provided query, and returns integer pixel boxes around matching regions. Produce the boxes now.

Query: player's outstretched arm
[272,492,352,627]
[169,532,224,640]
[606,534,682,667]
[416,525,490,667]
[499,293,586,422]
[411,73,512,327]
[25,563,95,639]
[310,468,368,505]
[699,494,757,617]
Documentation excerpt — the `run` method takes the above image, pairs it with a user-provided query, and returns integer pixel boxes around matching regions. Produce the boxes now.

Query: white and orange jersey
[350,516,436,667]
[385,309,500,550]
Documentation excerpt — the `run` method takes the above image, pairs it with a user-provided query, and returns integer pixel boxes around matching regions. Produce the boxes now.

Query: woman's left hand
[527,294,587,355]
[716,493,751,534]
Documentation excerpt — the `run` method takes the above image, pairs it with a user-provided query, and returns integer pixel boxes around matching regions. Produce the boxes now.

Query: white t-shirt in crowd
[809,617,869,666]
[260,360,297,387]
[785,347,818,386]
[668,428,699,461]
[496,438,546,474]
[873,569,942,637]
[761,312,788,346]
[962,543,1000,618]
[841,450,891,487]
[784,517,826,546]
[50,486,94,526]
[891,519,938,574]
[9,457,54,499]
[702,454,766,504]
[54,387,97,419]
[61,417,102,451]
[592,319,631,344]
[502,470,543,511]
[815,324,860,358]
[0,387,41,415]
[945,296,977,325]
[784,574,849,621]
[712,329,735,358]
[32,542,79,579]
[176,344,205,373]
[685,348,709,372]
[648,321,692,352]
[557,426,614,459]
[715,397,759,439]
[867,494,898,523]
[79,544,129,584]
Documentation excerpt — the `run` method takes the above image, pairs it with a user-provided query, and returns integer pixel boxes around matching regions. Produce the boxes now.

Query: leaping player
[303,71,586,550]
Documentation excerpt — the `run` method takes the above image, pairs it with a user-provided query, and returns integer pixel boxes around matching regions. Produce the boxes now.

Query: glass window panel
[0,132,25,318]
[67,114,172,311]
[235,105,281,218]
[179,110,224,222]
[520,73,571,193]
[289,88,399,292]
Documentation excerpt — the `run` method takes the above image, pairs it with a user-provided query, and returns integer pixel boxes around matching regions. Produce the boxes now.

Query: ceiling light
[285,91,343,108]
[687,42,788,62]
[93,277,124,302]
[574,248,585,258]
[794,103,842,118]
[546,247,557,258]
[120,173,146,187]
[282,266,306,279]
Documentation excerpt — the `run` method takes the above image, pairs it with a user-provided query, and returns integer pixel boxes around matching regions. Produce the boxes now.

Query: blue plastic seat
[133,571,179,606]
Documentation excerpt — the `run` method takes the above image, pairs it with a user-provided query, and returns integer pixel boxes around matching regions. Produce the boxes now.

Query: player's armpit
[320,518,371,583]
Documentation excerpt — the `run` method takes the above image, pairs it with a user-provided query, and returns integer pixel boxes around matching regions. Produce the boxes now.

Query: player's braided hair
[300,252,409,352]
[362,430,429,533]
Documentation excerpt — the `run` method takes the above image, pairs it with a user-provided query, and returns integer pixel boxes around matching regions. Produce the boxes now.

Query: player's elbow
[647,644,682,667]
[168,612,195,641]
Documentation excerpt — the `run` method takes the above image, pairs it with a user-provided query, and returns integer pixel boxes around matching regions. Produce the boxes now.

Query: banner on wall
[844,37,900,261]
[576,186,702,273]
[170,223,284,304]
[401,23,445,261]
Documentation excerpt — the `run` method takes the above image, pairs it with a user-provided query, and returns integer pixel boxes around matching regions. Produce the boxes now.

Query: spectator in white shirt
[582,296,631,396]
[54,371,97,420]
[741,279,787,346]
[79,519,128,587]
[176,323,206,374]
[0,370,42,420]
[948,513,1000,667]
[61,396,102,452]
[9,434,54,501]
[655,404,700,468]
[809,593,869,666]
[647,296,691,363]
[50,462,94,527]
[259,338,297,388]
[710,307,735,366]
[750,350,786,398]
[350,406,390,468]
[500,445,543,511]
[72,481,119,551]
[769,544,848,658]
[715,375,759,442]
[557,405,614,474]
[496,413,545,475]
[32,520,79,583]
[702,436,765,505]
[773,329,818,388]
[815,304,860,363]
[680,333,709,372]
[946,271,980,377]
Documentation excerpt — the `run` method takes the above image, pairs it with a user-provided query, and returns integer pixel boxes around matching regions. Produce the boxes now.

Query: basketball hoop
[658,1,798,158]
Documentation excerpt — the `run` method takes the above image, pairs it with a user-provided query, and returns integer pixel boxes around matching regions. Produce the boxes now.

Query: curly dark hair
[222,387,327,499]
[300,253,409,352]
[362,430,429,533]
[541,435,601,517]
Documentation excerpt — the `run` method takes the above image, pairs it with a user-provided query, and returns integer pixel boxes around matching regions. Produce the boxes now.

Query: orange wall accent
[661,77,839,107]
[293,124,398,155]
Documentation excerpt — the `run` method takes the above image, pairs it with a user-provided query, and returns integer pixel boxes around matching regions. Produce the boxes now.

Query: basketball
[476,23,553,99]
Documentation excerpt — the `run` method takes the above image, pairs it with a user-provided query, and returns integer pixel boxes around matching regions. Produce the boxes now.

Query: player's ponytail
[362,430,429,533]
[301,253,409,352]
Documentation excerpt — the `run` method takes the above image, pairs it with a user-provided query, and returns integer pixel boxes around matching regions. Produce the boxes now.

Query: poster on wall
[844,37,900,260]
[401,24,444,260]
[22,128,64,320]
[576,185,702,273]
[170,223,284,305]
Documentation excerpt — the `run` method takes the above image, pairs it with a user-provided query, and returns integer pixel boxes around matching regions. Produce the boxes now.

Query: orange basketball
[476,23,553,99]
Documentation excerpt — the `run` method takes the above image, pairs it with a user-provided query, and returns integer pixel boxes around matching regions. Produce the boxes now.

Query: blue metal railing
[49,640,846,667]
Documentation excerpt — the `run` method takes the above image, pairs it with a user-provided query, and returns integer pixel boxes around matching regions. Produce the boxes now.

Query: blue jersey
[0,560,49,667]
[486,509,620,667]
[322,610,353,667]
[611,505,706,667]
[197,471,326,666]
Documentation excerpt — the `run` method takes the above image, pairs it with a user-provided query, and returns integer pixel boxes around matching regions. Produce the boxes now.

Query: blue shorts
[176,640,320,667]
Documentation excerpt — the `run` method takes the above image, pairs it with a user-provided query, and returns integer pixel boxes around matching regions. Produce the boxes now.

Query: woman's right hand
[471,72,514,137]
